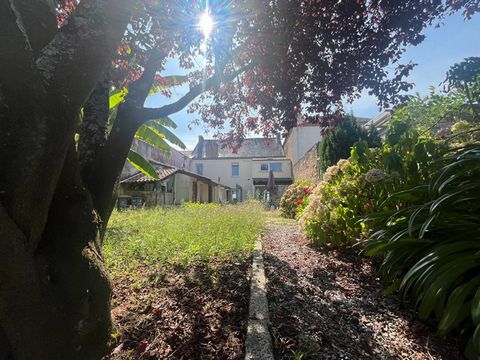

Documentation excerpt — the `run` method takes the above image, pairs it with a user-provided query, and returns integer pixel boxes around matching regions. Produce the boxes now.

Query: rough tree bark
[0,1,251,358]
[0,0,133,358]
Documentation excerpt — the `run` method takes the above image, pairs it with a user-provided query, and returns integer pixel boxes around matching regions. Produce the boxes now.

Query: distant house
[118,161,231,208]
[190,136,293,201]
[119,112,387,206]
[363,111,391,138]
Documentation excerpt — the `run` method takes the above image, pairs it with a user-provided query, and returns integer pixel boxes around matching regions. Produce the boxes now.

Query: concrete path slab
[245,237,274,360]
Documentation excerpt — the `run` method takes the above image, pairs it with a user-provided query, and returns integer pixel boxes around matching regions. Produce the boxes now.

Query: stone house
[190,137,294,201]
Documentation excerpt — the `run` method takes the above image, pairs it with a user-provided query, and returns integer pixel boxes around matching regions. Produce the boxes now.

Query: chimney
[205,140,219,158]
[196,135,204,159]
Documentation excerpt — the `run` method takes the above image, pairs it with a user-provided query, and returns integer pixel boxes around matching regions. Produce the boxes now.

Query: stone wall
[293,144,319,181]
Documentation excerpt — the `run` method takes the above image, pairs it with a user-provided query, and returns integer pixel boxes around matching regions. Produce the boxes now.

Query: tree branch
[0,0,40,102]
[36,0,135,120]
[140,64,254,122]
[11,0,57,58]
[0,0,135,248]
[85,54,165,220]
[87,63,253,220]
[78,78,110,178]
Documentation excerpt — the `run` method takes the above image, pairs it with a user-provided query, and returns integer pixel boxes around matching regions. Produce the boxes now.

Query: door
[192,181,198,202]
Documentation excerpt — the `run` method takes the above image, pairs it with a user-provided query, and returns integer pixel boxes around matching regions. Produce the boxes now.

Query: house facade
[190,137,293,201]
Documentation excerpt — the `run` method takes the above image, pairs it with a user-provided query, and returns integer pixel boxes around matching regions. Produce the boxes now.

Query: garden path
[263,219,462,359]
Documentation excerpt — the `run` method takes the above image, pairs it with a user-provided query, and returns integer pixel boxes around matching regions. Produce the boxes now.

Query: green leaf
[146,121,186,149]
[109,88,128,109]
[418,256,478,320]
[149,75,188,95]
[127,150,158,179]
[149,117,178,129]
[438,275,480,335]
[471,287,480,326]
[135,126,171,152]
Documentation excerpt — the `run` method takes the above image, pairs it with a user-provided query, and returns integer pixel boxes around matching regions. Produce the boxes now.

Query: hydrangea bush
[299,120,441,246]
[279,180,315,219]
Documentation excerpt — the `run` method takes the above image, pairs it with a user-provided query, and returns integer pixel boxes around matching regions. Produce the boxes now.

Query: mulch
[263,221,463,360]
[103,259,251,360]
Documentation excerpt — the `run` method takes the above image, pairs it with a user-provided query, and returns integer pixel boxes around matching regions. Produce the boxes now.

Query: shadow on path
[263,222,462,360]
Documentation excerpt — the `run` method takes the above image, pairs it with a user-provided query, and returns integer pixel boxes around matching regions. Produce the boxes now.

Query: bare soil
[263,221,463,360]
[103,260,251,359]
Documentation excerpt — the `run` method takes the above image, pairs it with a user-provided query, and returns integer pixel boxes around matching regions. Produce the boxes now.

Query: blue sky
[146,12,480,150]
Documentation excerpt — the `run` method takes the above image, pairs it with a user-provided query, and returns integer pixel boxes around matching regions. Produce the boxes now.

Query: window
[166,177,174,193]
[270,162,283,172]
[196,163,204,175]
[231,163,240,177]
[260,163,269,171]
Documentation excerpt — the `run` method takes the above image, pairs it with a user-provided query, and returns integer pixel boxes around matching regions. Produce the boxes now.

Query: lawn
[104,201,265,274]
[103,201,265,359]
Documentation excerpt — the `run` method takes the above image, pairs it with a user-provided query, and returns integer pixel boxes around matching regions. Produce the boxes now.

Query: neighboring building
[364,111,391,138]
[190,136,293,201]
[119,161,231,208]
[121,139,191,180]
[284,115,381,181]
[283,124,322,181]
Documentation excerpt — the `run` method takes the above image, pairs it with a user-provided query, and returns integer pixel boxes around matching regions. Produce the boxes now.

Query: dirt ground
[104,260,251,360]
[263,221,463,360]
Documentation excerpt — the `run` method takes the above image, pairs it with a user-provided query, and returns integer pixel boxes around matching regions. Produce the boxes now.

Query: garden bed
[102,203,264,359]
[263,221,462,359]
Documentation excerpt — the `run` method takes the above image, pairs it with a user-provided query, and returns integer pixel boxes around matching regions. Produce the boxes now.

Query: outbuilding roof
[120,161,230,188]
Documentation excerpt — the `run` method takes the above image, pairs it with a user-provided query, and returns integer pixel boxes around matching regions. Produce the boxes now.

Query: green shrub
[318,114,381,173]
[363,142,480,359]
[299,158,390,245]
[300,120,442,246]
[279,180,315,219]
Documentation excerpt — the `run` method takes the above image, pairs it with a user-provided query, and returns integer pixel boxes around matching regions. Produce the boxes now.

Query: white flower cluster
[337,159,350,172]
[298,183,328,230]
[364,168,386,183]
[323,165,340,183]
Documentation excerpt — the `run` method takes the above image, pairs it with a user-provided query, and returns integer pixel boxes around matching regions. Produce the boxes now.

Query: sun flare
[198,11,214,38]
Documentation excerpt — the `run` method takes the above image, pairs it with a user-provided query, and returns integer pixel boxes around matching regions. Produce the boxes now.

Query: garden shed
[118,161,231,209]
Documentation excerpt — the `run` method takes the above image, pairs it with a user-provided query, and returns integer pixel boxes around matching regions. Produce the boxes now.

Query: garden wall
[293,144,320,181]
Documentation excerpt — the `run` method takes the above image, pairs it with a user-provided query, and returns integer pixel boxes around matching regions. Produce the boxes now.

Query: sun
[198,11,214,38]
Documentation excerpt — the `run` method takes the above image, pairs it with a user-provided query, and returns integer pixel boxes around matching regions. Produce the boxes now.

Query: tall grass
[103,201,265,274]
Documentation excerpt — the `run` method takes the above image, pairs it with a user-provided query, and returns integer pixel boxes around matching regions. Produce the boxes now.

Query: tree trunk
[0,147,112,360]
[0,1,134,357]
